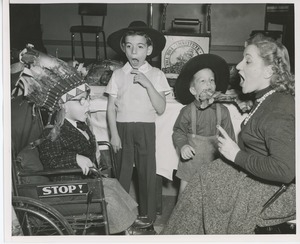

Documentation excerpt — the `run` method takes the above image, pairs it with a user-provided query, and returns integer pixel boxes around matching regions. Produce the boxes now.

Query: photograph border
[2,0,300,243]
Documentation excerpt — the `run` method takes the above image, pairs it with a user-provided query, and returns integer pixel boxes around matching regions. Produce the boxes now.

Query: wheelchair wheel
[12,196,74,235]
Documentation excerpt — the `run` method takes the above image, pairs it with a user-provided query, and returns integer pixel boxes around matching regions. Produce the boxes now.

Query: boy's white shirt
[106,61,171,97]
[105,61,171,122]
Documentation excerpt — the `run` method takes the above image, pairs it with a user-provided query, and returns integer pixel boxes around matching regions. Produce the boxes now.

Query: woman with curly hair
[162,33,295,234]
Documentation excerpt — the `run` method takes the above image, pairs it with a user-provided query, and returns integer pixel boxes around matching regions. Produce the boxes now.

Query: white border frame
[2,0,300,243]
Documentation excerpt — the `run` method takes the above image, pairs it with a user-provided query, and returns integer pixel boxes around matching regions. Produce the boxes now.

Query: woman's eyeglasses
[69,94,91,106]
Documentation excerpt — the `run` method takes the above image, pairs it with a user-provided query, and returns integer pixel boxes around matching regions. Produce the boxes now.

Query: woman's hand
[217,125,240,162]
[76,154,94,175]
[180,145,195,160]
[111,134,122,153]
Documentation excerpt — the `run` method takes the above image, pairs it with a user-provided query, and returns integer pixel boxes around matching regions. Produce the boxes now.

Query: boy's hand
[111,134,122,153]
[216,125,240,162]
[76,154,94,175]
[180,145,195,160]
[131,69,151,89]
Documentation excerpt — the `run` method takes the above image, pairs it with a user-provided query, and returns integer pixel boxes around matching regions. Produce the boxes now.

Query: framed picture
[161,34,210,80]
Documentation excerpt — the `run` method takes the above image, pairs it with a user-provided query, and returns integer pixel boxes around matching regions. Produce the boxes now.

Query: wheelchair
[12,132,118,236]
[10,45,128,236]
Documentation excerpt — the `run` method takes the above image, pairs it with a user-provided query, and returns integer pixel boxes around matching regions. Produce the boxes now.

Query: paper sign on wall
[161,35,210,79]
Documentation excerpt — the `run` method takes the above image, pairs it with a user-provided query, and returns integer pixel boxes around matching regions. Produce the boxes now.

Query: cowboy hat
[175,54,230,105]
[107,21,166,58]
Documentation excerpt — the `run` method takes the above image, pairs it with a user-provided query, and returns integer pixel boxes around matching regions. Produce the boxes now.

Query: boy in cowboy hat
[13,45,156,235]
[173,54,236,195]
[105,21,171,224]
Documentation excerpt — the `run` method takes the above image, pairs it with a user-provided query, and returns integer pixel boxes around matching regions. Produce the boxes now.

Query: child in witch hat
[173,54,236,195]
[105,21,171,224]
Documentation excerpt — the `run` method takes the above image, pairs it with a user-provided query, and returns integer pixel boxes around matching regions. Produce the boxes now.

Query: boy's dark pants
[116,122,157,221]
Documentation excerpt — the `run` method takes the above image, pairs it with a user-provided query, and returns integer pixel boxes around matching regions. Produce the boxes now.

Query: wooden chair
[70,4,107,62]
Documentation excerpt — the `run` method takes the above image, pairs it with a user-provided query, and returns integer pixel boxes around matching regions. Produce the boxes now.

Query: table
[89,86,184,181]
[155,98,184,180]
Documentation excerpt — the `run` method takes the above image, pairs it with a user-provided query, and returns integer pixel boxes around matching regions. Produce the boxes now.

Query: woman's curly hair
[246,33,295,96]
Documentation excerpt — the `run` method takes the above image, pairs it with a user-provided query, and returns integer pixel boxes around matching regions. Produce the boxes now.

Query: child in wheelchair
[12,45,156,235]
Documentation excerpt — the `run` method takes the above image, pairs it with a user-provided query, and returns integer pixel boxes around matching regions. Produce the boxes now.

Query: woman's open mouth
[239,73,245,86]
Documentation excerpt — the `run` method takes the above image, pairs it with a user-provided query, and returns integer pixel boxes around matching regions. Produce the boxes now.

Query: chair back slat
[78,4,107,16]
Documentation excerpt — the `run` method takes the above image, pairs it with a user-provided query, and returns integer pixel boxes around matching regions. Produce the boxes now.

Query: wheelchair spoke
[12,196,74,235]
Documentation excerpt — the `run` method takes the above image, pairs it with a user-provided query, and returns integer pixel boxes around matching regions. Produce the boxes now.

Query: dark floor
[154,195,177,234]
[128,170,179,234]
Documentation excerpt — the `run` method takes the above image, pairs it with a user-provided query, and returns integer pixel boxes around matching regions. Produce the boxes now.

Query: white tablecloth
[155,98,184,180]
[89,86,184,180]
[224,104,248,142]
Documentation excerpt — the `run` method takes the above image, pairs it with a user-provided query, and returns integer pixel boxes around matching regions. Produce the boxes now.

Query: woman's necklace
[243,89,276,125]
